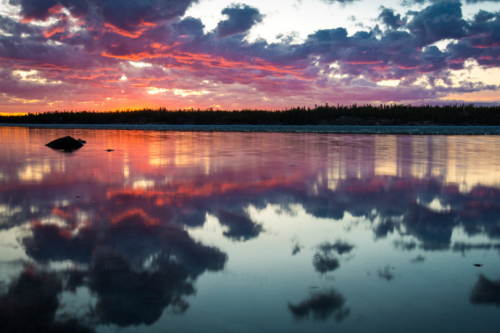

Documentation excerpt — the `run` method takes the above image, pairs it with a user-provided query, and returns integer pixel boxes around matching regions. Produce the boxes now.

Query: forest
[1,104,500,126]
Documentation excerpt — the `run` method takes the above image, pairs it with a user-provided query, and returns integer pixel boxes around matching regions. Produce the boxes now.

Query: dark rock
[45,136,84,151]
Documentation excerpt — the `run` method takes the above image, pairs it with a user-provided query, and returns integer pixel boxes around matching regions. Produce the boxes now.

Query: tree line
[1,104,499,126]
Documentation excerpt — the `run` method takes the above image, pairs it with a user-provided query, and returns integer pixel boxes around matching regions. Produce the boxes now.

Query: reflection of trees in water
[288,289,350,322]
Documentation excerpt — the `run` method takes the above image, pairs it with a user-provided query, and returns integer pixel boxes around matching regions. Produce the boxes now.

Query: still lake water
[1,126,500,333]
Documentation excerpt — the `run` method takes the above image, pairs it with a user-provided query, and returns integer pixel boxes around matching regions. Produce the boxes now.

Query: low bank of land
[1,104,500,126]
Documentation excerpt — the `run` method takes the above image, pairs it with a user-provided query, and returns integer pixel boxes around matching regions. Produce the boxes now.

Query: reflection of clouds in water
[410,255,425,263]
[394,239,500,255]
[394,240,418,251]
[373,219,399,239]
[88,250,195,326]
[470,275,500,307]
[317,241,354,256]
[216,209,263,242]
[23,224,97,264]
[453,242,500,254]
[292,243,302,255]
[6,167,500,252]
[288,289,350,322]
[313,256,340,274]
[377,266,395,282]
[16,207,228,327]
[0,266,94,333]
[312,240,354,274]
[5,131,500,330]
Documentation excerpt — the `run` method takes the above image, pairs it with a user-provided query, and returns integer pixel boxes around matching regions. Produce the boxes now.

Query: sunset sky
[0,0,499,113]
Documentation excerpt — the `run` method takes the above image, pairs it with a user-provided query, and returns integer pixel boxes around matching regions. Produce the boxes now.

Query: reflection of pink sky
[2,127,500,249]
[3,127,500,193]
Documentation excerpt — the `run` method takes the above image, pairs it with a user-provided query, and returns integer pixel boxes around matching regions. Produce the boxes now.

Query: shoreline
[2,123,500,135]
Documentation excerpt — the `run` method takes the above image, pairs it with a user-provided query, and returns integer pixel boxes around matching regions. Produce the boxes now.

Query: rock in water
[45,136,84,151]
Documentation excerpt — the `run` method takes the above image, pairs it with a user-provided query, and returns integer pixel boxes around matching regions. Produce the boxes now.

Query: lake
[1,126,499,333]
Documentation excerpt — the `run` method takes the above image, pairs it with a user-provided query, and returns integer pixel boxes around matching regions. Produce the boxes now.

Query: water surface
[1,127,499,332]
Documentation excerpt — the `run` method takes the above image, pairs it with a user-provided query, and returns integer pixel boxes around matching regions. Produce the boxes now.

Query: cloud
[320,0,360,4]
[378,7,406,30]
[216,4,263,38]
[174,16,205,36]
[1,0,500,111]
[406,0,468,47]
[288,289,350,321]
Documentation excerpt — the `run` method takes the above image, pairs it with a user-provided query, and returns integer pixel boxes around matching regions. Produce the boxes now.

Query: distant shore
[2,123,500,135]
[2,104,500,128]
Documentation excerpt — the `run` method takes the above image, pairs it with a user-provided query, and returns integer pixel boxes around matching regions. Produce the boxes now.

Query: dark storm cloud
[288,289,350,321]
[406,0,468,47]
[216,4,264,38]
[470,275,500,307]
[173,17,205,36]
[12,0,198,31]
[474,10,496,23]
[378,7,406,30]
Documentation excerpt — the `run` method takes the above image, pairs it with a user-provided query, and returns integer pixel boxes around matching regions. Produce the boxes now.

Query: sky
[0,0,499,113]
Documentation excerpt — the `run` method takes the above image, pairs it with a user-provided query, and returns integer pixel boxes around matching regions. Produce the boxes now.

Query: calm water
[1,126,500,333]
